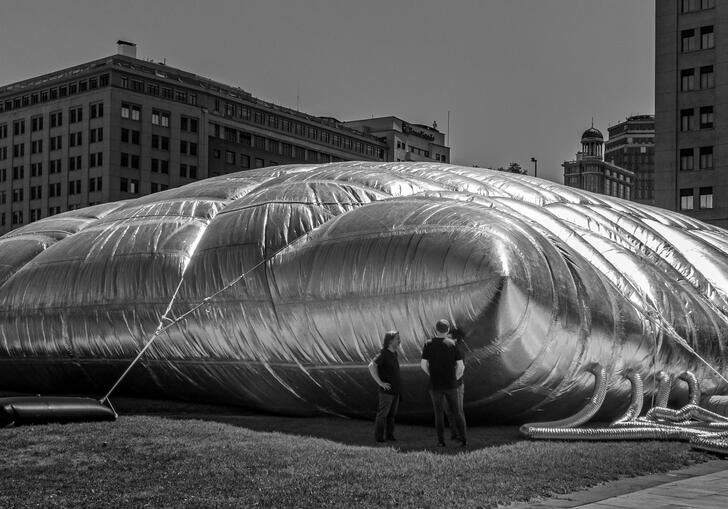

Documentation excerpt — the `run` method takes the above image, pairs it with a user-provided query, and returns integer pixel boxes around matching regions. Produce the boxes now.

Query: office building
[655,0,722,226]
[342,116,449,164]
[0,42,449,234]
[605,115,655,205]
[563,126,634,199]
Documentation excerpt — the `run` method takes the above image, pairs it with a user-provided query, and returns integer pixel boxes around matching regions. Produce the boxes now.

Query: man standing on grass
[368,330,402,443]
[420,319,467,447]
[443,327,466,441]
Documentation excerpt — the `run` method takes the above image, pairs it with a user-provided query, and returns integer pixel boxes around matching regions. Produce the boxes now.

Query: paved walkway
[504,458,728,508]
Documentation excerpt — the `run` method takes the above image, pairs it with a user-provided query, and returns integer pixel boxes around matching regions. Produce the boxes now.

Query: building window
[69,132,82,147]
[31,115,43,132]
[69,106,83,123]
[89,176,102,192]
[89,127,103,143]
[120,178,139,194]
[89,152,103,168]
[701,26,714,49]
[13,144,24,158]
[681,29,697,52]
[13,119,25,136]
[681,68,695,90]
[50,111,62,128]
[48,182,61,198]
[240,154,250,168]
[50,135,62,151]
[680,148,694,171]
[30,162,42,177]
[700,106,714,128]
[700,66,714,89]
[255,157,265,168]
[698,186,714,209]
[90,102,104,119]
[680,109,694,131]
[0,123,6,139]
[699,146,713,169]
[152,135,170,150]
[31,140,43,154]
[680,188,694,210]
[121,103,140,120]
[702,0,715,9]
[180,116,198,132]
[68,180,81,195]
[12,188,24,202]
[68,155,82,171]
[189,142,197,156]
[682,0,697,12]
[225,151,235,164]
[12,211,23,225]
[151,109,170,127]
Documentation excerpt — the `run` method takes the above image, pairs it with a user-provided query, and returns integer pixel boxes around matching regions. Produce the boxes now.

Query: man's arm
[455,359,465,380]
[368,361,390,390]
[420,359,430,376]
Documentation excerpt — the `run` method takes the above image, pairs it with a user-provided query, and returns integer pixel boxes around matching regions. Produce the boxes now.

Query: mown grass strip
[0,406,711,508]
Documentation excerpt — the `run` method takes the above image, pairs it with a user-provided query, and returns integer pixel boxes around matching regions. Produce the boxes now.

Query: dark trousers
[443,383,465,439]
[430,388,467,443]
[374,392,400,440]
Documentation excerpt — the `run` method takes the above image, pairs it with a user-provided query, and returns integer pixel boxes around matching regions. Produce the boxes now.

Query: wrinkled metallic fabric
[1,161,728,423]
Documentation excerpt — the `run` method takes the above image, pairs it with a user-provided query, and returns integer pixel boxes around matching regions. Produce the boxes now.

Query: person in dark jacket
[421,319,467,447]
[368,330,402,442]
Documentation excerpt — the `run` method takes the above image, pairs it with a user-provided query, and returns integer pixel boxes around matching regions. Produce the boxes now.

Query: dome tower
[581,122,604,160]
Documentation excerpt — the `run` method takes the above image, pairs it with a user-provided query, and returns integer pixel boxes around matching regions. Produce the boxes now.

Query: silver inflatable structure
[1,162,728,429]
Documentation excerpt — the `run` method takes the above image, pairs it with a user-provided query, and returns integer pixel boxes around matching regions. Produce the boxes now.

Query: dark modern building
[655,0,722,226]
[563,126,635,199]
[605,115,655,205]
[0,42,448,234]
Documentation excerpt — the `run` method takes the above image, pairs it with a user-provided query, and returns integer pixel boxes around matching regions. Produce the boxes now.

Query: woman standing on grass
[368,331,402,443]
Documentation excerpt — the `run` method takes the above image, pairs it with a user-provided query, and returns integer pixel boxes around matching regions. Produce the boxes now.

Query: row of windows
[680,25,714,52]
[119,74,198,106]
[0,151,104,180]
[679,146,713,170]
[120,103,199,133]
[680,65,714,91]
[0,74,109,113]
[213,103,384,158]
[0,103,104,144]
[681,0,715,13]
[0,178,104,205]
[1,127,105,157]
[680,187,713,210]
[680,106,714,131]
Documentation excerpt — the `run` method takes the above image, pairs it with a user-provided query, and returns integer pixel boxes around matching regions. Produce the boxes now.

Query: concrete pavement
[504,458,728,508]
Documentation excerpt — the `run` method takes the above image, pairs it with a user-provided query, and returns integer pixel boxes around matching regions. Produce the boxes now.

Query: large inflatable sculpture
[1,162,728,431]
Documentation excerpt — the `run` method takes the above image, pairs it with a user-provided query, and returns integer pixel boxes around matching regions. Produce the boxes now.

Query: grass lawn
[0,397,715,508]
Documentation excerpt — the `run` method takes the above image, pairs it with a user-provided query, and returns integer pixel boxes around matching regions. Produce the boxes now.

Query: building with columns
[563,125,634,200]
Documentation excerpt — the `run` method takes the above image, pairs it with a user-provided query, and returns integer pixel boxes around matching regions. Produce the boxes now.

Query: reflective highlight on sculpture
[0,161,727,425]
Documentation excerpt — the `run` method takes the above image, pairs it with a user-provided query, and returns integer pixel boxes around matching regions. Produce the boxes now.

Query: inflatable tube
[0,396,117,427]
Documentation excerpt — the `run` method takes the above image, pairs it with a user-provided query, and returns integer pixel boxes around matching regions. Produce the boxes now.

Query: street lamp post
[530,157,538,178]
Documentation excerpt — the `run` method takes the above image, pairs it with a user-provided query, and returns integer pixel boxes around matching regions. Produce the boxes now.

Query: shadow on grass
[0,391,522,454]
[109,396,523,454]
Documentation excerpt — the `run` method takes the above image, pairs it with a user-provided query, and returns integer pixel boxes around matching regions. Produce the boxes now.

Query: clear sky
[0,0,654,183]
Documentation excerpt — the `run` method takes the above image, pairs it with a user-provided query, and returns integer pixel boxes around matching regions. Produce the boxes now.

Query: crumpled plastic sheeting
[0,161,727,423]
